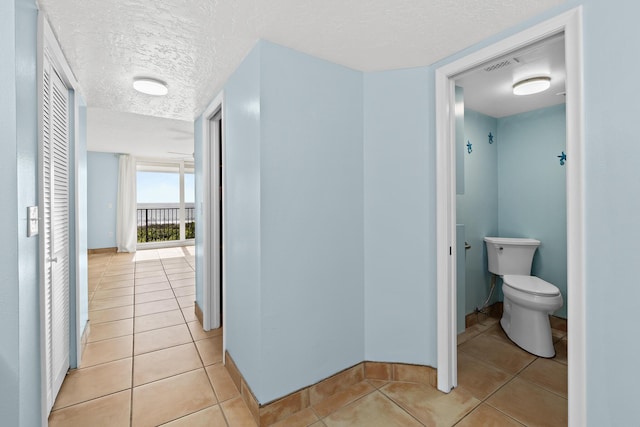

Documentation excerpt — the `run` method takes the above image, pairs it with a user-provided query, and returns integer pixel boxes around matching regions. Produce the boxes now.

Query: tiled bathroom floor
[49,248,567,426]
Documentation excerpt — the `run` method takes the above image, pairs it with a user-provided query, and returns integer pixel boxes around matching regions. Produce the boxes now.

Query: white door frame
[201,92,224,334]
[435,7,585,426]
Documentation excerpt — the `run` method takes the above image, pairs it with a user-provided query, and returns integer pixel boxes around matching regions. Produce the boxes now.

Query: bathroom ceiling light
[512,76,551,96]
[133,78,168,96]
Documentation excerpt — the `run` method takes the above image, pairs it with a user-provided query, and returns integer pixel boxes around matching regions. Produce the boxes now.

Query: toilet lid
[503,275,560,296]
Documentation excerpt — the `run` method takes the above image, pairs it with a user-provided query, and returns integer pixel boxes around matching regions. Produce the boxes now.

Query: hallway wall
[5,0,640,424]
[0,1,44,425]
[220,42,263,398]
[87,151,118,249]
[208,41,366,403]
[1,1,23,424]
[259,41,365,401]
[194,0,640,422]
[363,68,436,365]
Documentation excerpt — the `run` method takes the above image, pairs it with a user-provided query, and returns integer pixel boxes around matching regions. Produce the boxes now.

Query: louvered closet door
[42,53,70,413]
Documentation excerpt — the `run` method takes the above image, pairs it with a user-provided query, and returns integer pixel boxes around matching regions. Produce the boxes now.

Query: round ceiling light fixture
[512,76,551,96]
[133,77,168,96]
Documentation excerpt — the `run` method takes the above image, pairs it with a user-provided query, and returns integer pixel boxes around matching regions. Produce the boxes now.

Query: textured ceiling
[38,0,565,122]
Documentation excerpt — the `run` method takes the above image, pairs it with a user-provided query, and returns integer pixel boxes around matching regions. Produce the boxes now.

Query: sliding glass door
[136,160,195,246]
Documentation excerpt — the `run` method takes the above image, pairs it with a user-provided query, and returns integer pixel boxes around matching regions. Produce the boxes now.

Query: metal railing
[137,205,195,243]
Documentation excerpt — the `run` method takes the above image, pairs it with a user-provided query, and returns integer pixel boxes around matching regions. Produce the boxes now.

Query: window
[136,160,195,244]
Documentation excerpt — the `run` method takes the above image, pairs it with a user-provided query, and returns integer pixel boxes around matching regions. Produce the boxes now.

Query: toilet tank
[484,237,540,275]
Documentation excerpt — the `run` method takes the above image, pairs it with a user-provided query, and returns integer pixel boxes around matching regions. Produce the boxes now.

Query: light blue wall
[9,0,640,424]
[363,68,436,365]
[2,3,89,422]
[457,109,499,315]
[0,1,22,424]
[196,41,366,403]
[0,0,43,424]
[16,2,41,425]
[498,104,567,317]
[221,43,263,398]
[458,106,566,319]
[432,0,640,423]
[580,0,640,423]
[196,0,640,421]
[260,42,364,400]
[87,151,118,249]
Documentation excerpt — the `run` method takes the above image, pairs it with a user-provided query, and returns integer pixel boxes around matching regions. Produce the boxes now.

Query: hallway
[48,247,255,426]
[47,247,568,426]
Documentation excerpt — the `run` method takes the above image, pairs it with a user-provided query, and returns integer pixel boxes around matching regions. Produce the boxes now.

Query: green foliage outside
[186,221,195,239]
[138,221,195,243]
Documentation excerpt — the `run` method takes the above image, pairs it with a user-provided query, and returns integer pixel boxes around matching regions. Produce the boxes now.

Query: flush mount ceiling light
[512,76,551,96]
[133,77,168,96]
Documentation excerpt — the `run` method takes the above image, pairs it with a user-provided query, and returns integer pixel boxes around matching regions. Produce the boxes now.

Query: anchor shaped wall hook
[558,151,567,165]
[488,132,494,144]
[467,141,472,154]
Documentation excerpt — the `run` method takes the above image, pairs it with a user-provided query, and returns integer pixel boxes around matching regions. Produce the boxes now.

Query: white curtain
[116,154,137,252]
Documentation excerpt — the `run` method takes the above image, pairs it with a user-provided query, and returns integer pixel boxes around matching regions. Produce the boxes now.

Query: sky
[137,171,194,204]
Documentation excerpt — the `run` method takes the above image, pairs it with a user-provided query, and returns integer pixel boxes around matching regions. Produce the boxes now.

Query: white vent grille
[484,59,512,72]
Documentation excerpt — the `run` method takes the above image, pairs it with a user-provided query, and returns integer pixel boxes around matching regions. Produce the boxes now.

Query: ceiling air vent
[484,59,513,72]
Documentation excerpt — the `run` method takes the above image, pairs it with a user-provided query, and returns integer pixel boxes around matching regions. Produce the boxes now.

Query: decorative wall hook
[467,141,472,154]
[558,151,567,165]
[488,132,494,144]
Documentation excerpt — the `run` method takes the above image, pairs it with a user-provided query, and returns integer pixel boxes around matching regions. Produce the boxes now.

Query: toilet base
[500,315,555,357]
[501,285,563,358]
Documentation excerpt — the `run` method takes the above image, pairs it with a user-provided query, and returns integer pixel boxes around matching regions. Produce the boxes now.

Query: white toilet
[484,237,563,357]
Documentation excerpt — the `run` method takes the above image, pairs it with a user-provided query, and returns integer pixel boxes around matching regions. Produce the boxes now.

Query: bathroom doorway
[201,92,225,337]
[435,7,585,425]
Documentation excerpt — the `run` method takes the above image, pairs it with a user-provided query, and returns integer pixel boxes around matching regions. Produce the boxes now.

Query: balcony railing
[137,204,195,243]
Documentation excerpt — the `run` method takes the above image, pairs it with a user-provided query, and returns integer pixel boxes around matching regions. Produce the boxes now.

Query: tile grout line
[89,252,133,427]
[512,374,569,401]
[51,388,133,413]
[159,254,225,423]
[456,319,566,427]
[367,388,428,427]
[136,250,211,426]
[159,253,227,425]
[70,248,213,426]
[130,249,146,427]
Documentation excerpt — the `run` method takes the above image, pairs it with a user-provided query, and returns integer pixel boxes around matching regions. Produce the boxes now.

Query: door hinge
[450,246,452,255]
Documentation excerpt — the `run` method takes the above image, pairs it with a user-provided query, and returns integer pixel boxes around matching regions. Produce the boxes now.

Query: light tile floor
[48,247,240,427]
[49,248,568,426]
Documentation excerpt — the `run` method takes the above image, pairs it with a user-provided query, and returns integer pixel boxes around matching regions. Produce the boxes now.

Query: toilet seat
[503,274,560,296]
